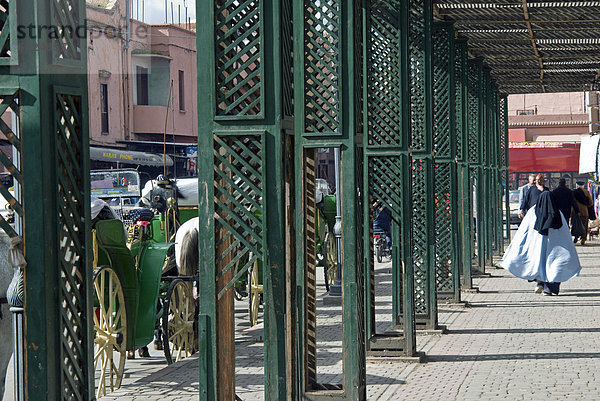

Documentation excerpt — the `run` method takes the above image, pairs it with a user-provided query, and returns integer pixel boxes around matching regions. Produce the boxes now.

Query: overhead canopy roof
[434,1,600,94]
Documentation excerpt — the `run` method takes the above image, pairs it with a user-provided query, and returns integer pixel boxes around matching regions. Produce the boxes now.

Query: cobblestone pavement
[31,237,598,401]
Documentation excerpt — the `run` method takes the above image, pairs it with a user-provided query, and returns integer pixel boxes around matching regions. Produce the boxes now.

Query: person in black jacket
[519,173,548,219]
[551,178,579,224]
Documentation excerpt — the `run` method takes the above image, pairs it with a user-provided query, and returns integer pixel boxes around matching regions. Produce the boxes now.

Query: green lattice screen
[303,0,341,135]
[213,134,265,300]
[0,0,17,65]
[367,0,401,147]
[467,61,480,165]
[432,23,456,295]
[411,159,428,315]
[409,0,427,153]
[454,40,467,163]
[432,25,452,160]
[281,0,293,118]
[55,90,90,400]
[51,0,83,64]
[499,96,507,169]
[214,0,263,118]
[0,90,20,237]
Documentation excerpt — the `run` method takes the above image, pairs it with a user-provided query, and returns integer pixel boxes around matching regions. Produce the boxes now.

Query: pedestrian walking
[518,173,536,209]
[572,181,593,245]
[502,185,581,296]
[518,173,546,219]
[551,178,579,224]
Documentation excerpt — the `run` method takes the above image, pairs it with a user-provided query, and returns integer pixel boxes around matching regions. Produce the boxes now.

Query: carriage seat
[122,208,155,224]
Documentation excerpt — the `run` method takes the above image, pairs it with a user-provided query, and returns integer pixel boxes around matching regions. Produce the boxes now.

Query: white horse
[0,230,13,399]
[174,217,198,277]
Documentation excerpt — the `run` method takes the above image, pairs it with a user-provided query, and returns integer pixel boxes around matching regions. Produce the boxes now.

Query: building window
[100,83,109,134]
[178,70,185,111]
[136,66,149,105]
[516,108,536,116]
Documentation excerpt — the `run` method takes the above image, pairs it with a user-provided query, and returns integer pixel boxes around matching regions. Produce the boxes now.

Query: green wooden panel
[432,22,460,302]
[198,1,289,399]
[363,0,416,357]
[409,0,437,330]
[0,0,18,66]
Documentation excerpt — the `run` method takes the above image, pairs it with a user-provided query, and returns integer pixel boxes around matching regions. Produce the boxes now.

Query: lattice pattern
[303,149,317,386]
[354,0,364,136]
[55,93,88,400]
[367,0,401,146]
[411,159,428,315]
[51,0,82,62]
[0,91,20,238]
[409,0,427,152]
[214,0,263,117]
[454,41,466,163]
[434,162,453,293]
[281,0,293,118]
[467,61,480,165]
[368,157,402,224]
[304,0,341,134]
[0,0,16,64]
[213,134,265,300]
[432,24,452,160]
[499,96,507,169]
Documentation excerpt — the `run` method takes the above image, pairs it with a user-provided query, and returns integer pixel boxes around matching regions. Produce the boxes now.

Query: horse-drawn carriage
[90,171,197,398]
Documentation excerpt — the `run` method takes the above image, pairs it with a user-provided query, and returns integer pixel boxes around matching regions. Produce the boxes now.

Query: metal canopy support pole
[432,22,461,304]
[455,39,474,291]
[294,0,366,399]
[4,0,94,399]
[197,1,289,399]
[409,0,439,331]
[363,0,417,357]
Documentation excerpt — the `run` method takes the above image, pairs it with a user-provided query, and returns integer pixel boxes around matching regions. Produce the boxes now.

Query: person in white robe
[502,191,581,296]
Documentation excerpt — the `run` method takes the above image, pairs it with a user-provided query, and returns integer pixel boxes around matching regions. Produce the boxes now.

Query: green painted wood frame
[362,0,417,357]
[5,0,93,398]
[197,0,288,399]
[432,21,461,303]
[293,0,366,399]
[455,38,474,290]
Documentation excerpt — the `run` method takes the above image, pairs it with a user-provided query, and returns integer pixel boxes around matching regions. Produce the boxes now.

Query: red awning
[508,143,580,173]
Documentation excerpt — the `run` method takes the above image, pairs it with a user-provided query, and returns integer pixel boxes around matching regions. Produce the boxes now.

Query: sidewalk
[91,239,600,400]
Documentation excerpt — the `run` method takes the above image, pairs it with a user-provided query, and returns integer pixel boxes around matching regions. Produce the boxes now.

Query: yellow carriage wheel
[248,261,263,327]
[93,266,127,399]
[163,279,196,365]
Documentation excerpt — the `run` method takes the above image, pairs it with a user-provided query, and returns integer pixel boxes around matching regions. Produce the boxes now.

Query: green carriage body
[94,219,174,349]
[150,206,198,243]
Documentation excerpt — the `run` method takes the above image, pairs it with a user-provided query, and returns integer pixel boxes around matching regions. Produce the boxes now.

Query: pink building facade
[507,91,599,143]
[86,1,197,175]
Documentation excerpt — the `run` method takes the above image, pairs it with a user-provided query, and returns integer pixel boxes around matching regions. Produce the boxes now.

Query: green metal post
[363,0,417,357]
[432,22,460,303]
[455,39,473,290]
[197,1,289,399]
[2,0,94,399]
[294,0,366,399]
